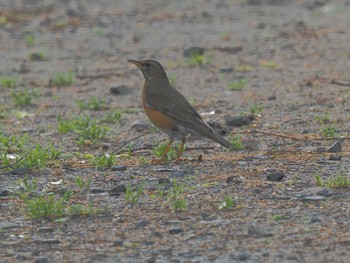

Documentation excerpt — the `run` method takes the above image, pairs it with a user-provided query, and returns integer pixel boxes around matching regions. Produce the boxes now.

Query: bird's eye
[145,63,150,68]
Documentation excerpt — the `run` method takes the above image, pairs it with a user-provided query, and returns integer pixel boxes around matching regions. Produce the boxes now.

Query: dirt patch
[1,0,350,262]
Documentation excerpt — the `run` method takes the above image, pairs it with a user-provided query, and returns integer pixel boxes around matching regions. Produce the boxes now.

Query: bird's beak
[128,59,141,67]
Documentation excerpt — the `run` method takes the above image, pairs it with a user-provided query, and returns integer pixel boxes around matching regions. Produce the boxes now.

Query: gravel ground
[0,0,350,262]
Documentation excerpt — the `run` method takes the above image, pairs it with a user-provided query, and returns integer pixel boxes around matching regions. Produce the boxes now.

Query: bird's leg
[175,138,186,163]
[152,139,173,164]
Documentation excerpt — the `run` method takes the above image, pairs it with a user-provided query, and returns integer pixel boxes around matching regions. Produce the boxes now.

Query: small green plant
[74,176,92,192]
[78,119,109,143]
[51,71,74,86]
[260,60,278,70]
[0,15,7,26]
[76,97,105,111]
[171,198,188,212]
[25,35,35,46]
[315,112,330,124]
[167,179,188,212]
[125,183,144,205]
[22,176,37,193]
[321,125,337,138]
[11,90,38,107]
[272,214,287,221]
[229,135,245,151]
[218,195,235,210]
[68,203,95,216]
[57,115,75,134]
[57,115,109,144]
[249,104,264,114]
[152,142,182,161]
[88,152,115,168]
[20,190,72,220]
[314,173,350,188]
[0,75,18,88]
[102,111,122,124]
[229,79,247,91]
[22,143,61,169]
[186,53,212,67]
[234,64,254,72]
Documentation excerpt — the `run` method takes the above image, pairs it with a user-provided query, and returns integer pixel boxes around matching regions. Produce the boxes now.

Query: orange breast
[143,104,177,131]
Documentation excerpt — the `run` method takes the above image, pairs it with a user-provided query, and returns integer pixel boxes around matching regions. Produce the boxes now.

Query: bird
[128,59,232,163]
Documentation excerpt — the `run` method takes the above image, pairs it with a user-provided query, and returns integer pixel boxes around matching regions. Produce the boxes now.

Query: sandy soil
[1,0,350,262]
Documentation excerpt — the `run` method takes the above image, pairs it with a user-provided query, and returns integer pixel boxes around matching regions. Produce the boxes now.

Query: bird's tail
[203,130,232,149]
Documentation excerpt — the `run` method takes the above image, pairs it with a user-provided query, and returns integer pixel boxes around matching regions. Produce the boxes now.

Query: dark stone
[90,189,106,194]
[301,196,325,201]
[219,67,234,73]
[216,46,243,54]
[0,222,20,230]
[158,178,170,184]
[110,85,131,95]
[131,120,152,132]
[316,147,327,153]
[135,220,150,229]
[10,167,29,175]
[183,46,205,57]
[236,251,250,261]
[37,227,53,233]
[113,240,124,246]
[29,53,46,61]
[35,238,59,244]
[309,217,322,223]
[0,188,13,197]
[111,165,127,171]
[224,116,251,127]
[247,226,262,236]
[170,170,186,178]
[108,185,127,196]
[329,155,341,161]
[266,172,285,182]
[327,141,342,153]
[34,256,52,263]
[168,226,184,235]
[267,93,277,100]
[15,254,27,260]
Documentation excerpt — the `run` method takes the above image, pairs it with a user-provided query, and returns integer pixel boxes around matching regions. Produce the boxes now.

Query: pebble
[135,220,150,229]
[236,251,250,261]
[10,167,29,175]
[110,85,131,95]
[170,170,186,178]
[109,185,127,196]
[309,217,322,224]
[327,141,342,153]
[90,189,106,194]
[131,120,151,132]
[247,226,262,236]
[34,238,59,245]
[224,116,251,127]
[158,178,171,184]
[168,226,184,235]
[111,165,127,172]
[301,196,325,201]
[216,45,243,54]
[37,227,53,234]
[0,188,13,197]
[34,256,52,263]
[183,46,204,57]
[329,155,341,161]
[266,172,285,182]
[0,222,20,230]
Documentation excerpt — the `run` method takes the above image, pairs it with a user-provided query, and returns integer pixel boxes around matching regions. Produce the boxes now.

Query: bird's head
[128,59,166,80]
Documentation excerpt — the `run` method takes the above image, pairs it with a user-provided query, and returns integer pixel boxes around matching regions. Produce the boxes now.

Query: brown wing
[144,79,232,148]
